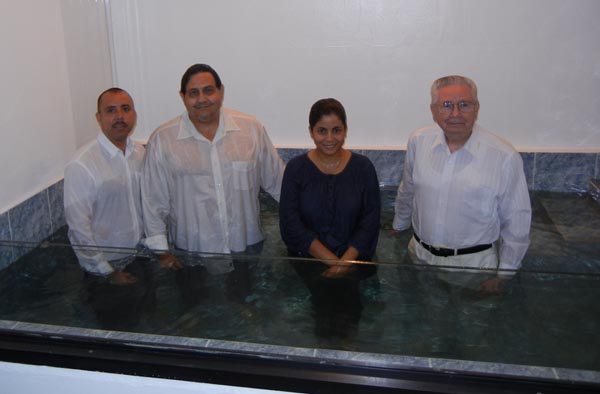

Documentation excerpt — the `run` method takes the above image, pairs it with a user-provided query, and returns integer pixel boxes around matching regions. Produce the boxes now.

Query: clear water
[0,189,599,372]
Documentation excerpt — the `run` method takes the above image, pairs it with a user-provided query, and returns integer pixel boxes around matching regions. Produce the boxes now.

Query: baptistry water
[0,189,599,374]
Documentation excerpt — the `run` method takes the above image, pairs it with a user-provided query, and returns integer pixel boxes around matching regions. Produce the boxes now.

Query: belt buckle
[432,245,446,257]
[436,246,454,257]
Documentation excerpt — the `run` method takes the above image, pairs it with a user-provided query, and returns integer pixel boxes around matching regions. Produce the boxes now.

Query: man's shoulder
[223,107,264,128]
[67,138,101,167]
[64,138,104,182]
[473,125,518,155]
[130,139,146,156]
[150,115,184,141]
[407,124,441,146]
[410,124,440,137]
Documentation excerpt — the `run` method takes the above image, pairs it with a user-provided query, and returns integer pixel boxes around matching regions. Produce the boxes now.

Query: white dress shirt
[142,108,284,257]
[393,124,531,271]
[64,133,145,275]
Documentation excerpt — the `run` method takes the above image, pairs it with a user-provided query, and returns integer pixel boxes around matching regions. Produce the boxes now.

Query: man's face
[96,91,137,148]
[180,72,224,126]
[430,84,479,141]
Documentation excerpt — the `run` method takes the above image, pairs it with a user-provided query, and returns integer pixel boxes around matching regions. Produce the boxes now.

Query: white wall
[61,0,114,149]
[0,0,113,214]
[0,361,293,394]
[109,0,600,151]
[1,0,600,213]
[0,1,75,213]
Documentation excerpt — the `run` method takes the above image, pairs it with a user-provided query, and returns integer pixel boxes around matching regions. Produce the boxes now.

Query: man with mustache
[64,88,154,329]
[142,64,284,304]
[393,75,531,291]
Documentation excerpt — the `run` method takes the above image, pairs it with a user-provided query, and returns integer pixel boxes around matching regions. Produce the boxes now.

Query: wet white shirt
[64,133,144,275]
[142,108,284,256]
[393,124,531,271]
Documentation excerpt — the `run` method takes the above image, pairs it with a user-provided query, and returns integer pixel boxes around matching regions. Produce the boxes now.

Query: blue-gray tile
[0,319,19,330]
[0,211,9,241]
[47,180,65,232]
[206,338,316,358]
[429,358,557,380]
[0,212,13,269]
[315,349,431,369]
[10,190,52,259]
[355,149,405,186]
[277,147,309,163]
[553,367,600,384]
[108,330,209,348]
[534,153,596,193]
[12,321,110,338]
[520,152,535,190]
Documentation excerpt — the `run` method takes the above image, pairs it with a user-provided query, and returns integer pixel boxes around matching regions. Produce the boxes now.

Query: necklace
[319,158,341,169]
[314,151,345,170]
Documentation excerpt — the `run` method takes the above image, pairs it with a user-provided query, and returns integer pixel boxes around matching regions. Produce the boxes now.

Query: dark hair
[97,87,131,113]
[180,64,222,94]
[309,98,347,129]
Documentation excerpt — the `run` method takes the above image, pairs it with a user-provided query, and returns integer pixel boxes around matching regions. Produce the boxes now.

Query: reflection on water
[0,190,599,372]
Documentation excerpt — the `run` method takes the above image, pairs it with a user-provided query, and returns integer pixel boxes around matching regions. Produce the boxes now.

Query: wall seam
[46,189,54,234]
[531,152,537,191]
[7,209,13,261]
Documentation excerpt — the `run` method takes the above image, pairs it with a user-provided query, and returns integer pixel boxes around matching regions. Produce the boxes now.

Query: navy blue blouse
[279,152,380,261]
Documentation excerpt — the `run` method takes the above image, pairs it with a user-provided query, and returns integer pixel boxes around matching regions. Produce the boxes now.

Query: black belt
[413,234,492,257]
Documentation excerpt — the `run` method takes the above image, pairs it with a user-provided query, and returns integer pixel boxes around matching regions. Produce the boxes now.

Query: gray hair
[430,75,478,105]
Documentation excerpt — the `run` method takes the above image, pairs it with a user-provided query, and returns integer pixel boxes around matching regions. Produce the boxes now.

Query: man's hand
[476,276,508,296]
[107,271,138,285]
[387,227,411,237]
[157,253,183,271]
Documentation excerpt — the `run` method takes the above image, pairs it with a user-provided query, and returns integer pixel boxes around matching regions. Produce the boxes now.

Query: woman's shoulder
[348,151,375,169]
[286,152,311,168]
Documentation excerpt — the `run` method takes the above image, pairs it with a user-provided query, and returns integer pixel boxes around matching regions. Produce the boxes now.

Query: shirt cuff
[86,260,115,276]
[143,234,169,252]
[392,218,411,231]
[498,261,520,276]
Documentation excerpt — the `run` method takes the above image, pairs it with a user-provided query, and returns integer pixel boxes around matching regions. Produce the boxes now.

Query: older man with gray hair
[393,75,531,294]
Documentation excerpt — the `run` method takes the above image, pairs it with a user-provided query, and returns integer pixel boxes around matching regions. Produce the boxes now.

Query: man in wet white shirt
[393,75,531,294]
[142,64,285,304]
[64,88,155,329]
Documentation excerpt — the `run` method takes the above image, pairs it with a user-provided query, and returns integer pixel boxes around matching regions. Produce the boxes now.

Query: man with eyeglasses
[393,75,531,295]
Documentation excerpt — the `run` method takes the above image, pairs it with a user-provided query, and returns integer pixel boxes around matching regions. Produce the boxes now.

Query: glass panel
[0,189,598,379]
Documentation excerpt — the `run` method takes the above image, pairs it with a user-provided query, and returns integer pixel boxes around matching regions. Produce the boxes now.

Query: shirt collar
[178,108,241,141]
[461,124,480,156]
[432,123,480,156]
[97,132,134,158]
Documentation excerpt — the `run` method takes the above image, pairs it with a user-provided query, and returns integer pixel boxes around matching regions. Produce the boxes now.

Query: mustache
[112,121,128,128]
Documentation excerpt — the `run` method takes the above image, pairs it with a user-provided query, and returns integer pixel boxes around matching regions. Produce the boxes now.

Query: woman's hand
[321,262,355,278]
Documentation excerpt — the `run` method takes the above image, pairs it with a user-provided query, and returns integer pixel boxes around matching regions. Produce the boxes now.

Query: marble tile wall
[280,149,599,191]
[0,150,598,269]
[0,181,65,270]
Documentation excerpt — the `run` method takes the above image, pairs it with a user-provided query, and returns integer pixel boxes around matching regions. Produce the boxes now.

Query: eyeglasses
[435,100,478,114]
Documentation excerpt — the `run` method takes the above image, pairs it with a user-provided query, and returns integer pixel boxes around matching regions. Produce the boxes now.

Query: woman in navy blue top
[279,98,380,339]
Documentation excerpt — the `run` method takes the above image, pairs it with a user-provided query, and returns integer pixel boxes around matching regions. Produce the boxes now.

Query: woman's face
[309,114,347,156]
